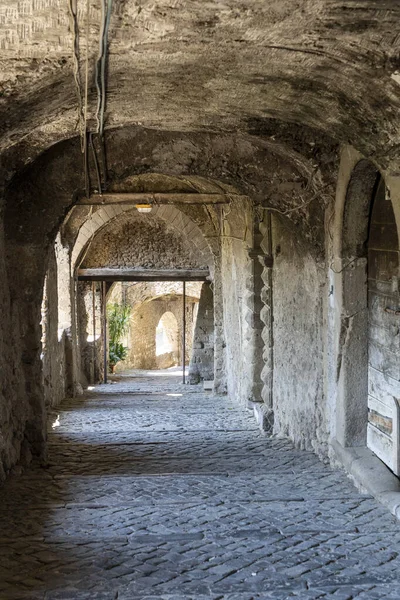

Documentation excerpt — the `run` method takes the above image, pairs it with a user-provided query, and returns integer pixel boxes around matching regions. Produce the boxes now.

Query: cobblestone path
[1,370,400,599]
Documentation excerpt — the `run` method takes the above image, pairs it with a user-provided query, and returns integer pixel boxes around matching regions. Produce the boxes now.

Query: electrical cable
[99,0,113,136]
[83,0,91,197]
[94,0,112,188]
[261,183,331,217]
[95,0,106,133]
[67,0,85,151]
[90,133,102,194]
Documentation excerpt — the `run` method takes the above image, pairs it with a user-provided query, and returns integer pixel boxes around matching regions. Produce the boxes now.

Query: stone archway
[156,312,179,369]
[367,177,400,474]
[330,151,400,475]
[334,157,380,449]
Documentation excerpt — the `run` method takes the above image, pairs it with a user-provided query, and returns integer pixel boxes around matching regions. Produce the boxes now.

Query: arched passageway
[367,177,400,473]
[3,3,400,596]
[330,160,400,474]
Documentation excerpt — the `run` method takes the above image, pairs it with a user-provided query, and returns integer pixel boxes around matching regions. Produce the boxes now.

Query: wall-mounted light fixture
[135,203,152,213]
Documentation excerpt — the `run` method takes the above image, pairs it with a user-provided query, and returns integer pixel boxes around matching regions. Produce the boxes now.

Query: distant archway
[156,312,179,369]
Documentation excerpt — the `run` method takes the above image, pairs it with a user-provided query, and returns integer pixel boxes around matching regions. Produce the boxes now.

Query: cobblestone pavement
[1,369,400,599]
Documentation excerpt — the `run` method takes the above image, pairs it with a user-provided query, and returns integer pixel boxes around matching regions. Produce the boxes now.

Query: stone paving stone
[0,497,397,540]
[0,471,367,510]
[0,370,400,599]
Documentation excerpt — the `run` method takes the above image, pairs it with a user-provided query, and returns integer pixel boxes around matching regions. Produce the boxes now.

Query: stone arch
[331,156,381,449]
[4,130,320,462]
[330,150,400,475]
[156,311,179,369]
[126,294,198,371]
[71,204,214,275]
[367,178,400,474]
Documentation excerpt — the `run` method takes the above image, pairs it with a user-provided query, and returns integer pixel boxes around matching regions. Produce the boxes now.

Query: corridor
[0,372,400,599]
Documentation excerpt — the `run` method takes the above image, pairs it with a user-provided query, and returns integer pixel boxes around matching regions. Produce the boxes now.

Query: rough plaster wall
[219,198,254,405]
[82,213,206,270]
[129,304,159,370]
[189,283,215,383]
[108,282,200,372]
[272,219,327,455]
[1,0,400,180]
[221,237,250,405]
[0,222,29,480]
[41,248,67,409]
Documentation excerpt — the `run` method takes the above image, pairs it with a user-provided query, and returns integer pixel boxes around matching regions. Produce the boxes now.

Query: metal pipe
[92,281,96,384]
[102,281,108,383]
[182,281,186,384]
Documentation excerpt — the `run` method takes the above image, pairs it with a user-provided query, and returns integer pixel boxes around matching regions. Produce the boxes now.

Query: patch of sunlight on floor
[52,415,60,428]
[146,370,188,377]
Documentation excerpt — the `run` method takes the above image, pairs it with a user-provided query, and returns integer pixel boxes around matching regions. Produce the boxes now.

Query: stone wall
[41,247,67,409]
[272,217,327,454]
[219,199,255,405]
[82,213,206,270]
[0,222,29,480]
[189,283,215,383]
[0,123,335,476]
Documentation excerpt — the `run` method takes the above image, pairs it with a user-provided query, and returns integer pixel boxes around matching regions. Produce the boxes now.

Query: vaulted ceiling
[1,0,400,182]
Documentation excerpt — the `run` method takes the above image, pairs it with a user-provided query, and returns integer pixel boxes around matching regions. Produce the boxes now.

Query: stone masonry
[188,282,215,384]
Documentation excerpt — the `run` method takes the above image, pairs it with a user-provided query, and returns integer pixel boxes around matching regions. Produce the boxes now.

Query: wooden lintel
[78,193,235,206]
[77,268,210,282]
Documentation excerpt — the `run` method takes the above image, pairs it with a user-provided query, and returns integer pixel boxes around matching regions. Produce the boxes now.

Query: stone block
[253,403,274,434]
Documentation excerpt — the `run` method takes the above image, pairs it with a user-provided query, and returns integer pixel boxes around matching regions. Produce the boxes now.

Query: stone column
[212,250,227,393]
[243,245,265,405]
[258,211,275,433]
[188,282,215,383]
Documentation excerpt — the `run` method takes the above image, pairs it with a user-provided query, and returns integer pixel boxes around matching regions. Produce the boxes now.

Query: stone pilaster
[259,212,274,433]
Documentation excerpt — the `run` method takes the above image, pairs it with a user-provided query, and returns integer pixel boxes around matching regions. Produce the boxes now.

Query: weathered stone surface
[0,371,400,598]
[189,282,215,383]
[82,211,207,270]
[1,1,400,177]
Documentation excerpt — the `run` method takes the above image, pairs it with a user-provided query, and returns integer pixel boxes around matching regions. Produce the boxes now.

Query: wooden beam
[78,193,235,206]
[77,268,210,282]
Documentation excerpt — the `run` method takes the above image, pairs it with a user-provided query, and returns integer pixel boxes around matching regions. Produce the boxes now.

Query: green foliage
[107,303,131,370]
[109,342,128,369]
